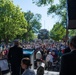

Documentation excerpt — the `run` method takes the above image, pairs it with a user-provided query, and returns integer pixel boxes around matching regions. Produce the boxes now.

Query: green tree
[23,11,42,41]
[69,30,76,36]
[38,29,49,40]
[32,0,54,6]
[50,22,66,41]
[0,0,27,43]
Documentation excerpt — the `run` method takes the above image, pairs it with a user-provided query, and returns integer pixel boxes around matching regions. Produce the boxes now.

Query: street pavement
[5,70,59,75]
[34,70,59,75]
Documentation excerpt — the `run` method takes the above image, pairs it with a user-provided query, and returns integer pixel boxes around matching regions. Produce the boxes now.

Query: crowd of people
[0,38,72,75]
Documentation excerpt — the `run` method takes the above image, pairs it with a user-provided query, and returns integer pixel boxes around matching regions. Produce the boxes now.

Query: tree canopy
[50,22,66,41]
[38,29,49,40]
[0,0,27,43]
[23,11,42,41]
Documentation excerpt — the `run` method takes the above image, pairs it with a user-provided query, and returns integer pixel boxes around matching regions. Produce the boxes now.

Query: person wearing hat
[21,57,35,75]
[7,39,23,75]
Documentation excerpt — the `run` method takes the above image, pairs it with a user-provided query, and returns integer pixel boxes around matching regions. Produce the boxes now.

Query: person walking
[21,57,35,75]
[45,52,53,70]
[36,51,42,68]
[7,39,23,75]
[60,36,76,75]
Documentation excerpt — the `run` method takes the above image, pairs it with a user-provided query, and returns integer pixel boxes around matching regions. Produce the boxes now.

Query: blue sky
[13,0,58,31]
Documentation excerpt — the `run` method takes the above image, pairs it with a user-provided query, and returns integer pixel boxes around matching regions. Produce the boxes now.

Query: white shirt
[36,51,42,59]
[46,54,53,63]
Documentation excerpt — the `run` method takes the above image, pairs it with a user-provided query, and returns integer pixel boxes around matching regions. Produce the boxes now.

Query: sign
[23,49,34,55]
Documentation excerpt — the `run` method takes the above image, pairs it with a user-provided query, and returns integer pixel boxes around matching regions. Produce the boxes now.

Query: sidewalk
[5,70,59,75]
[34,70,59,75]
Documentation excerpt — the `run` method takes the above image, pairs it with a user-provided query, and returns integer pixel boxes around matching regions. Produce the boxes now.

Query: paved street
[5,70,59,75]
[34,70,59,75]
